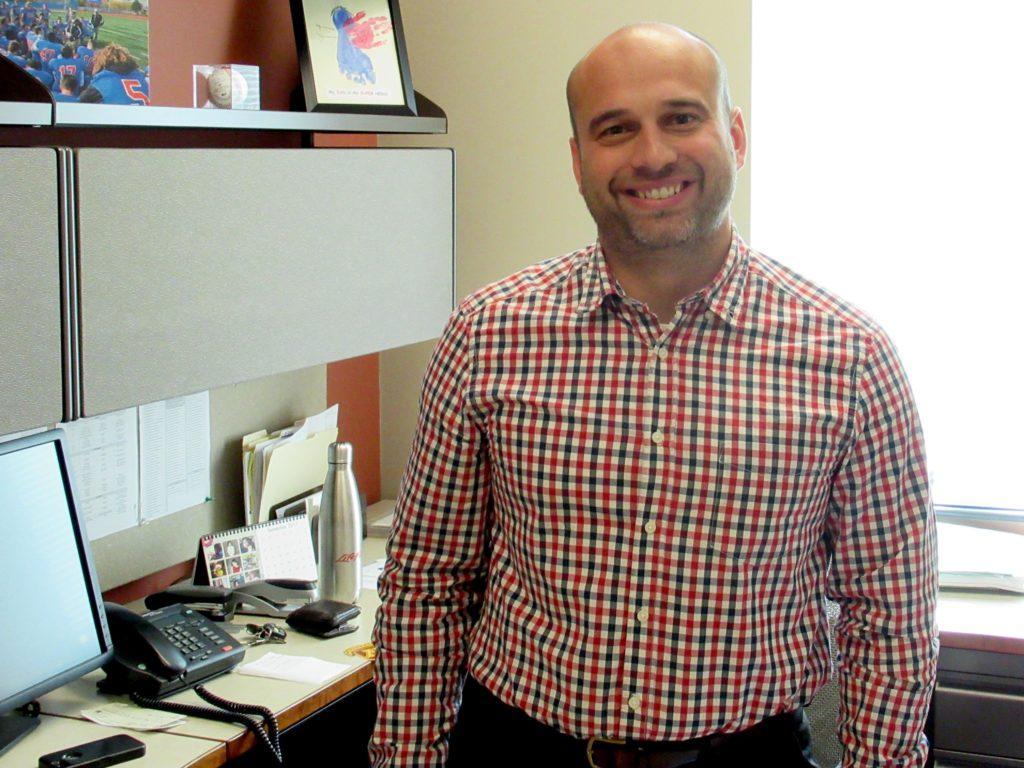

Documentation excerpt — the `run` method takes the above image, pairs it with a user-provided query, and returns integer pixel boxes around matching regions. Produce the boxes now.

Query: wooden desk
[935,590,1024,766]
[4,540,387,768]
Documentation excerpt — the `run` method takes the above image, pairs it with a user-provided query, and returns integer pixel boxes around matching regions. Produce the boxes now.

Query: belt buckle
[585,735,626,768]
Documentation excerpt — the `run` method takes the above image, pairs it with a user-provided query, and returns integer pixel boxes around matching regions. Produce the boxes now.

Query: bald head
[566,24,732,139]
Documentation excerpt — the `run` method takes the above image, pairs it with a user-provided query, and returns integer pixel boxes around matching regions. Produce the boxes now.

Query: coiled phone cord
[130,685,282,763]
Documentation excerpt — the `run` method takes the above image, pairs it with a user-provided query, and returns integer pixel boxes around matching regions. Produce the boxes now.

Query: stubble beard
[584,166,736,256]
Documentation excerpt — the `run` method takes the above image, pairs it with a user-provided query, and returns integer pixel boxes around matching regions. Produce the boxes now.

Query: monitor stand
[0,707,41,757]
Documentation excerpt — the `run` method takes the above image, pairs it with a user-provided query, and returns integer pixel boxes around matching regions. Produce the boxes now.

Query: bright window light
[751,1,1024,511]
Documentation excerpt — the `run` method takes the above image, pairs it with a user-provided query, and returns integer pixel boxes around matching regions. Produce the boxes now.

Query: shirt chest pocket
[706,428,832,566]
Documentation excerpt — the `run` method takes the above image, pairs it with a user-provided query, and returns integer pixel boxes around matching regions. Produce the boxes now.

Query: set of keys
[243,622,288,647]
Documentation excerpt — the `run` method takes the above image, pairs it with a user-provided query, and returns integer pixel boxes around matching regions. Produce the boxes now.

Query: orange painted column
[315,133,382,505]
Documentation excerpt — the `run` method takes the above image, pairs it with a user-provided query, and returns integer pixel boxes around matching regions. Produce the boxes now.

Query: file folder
[256,427,337,523]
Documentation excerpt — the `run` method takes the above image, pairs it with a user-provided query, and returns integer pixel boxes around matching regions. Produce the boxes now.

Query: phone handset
[104,602,188,682]
[98,602,244,699]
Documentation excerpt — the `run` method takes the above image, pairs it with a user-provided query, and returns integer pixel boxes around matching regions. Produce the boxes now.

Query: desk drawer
[935,684,1024,760]
[934,751,1024,767]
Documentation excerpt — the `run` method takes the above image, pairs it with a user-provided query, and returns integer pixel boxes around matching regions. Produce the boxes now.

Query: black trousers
[447,676,820,768]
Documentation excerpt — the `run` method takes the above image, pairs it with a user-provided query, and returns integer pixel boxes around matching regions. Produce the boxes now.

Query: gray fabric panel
[76,148,454,415]
[806,598,843,768]
[0,147,64,434]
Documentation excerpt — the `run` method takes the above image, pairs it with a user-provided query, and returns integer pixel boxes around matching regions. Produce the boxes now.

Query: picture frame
[290,0,417,116]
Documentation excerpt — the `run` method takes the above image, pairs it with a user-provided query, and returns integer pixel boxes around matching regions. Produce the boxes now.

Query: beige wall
[380,1,753,495]
[91,367,326,589]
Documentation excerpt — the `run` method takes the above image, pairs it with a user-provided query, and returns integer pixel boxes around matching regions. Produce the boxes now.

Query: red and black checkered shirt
[370,232,938,768]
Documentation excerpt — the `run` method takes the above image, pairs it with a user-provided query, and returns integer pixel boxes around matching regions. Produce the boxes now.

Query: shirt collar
[575,243,625,316]
[702,230,749,326]
[574,229,750,326]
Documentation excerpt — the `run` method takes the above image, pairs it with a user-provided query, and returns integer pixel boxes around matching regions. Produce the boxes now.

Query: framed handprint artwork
[290,0,417,115]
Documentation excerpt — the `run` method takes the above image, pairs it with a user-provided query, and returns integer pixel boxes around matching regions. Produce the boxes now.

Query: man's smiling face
[568,27,746,257]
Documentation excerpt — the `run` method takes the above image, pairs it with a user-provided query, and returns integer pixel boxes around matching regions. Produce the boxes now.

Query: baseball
[206,67,245,108]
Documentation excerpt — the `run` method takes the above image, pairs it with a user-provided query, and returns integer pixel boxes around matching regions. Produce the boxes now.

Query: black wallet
[286,599,361,638]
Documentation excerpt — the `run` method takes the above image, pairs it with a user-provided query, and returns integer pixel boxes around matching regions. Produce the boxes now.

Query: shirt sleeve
[827,330,939,768]
[369,308,491,768]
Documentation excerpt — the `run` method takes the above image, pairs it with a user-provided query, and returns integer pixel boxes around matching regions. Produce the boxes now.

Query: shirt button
[657,348,669,361]
[644,520,657,535]
[704,309,716,321]
[651,430,665,445]
[627,694,642,712]
[637,608,650,623]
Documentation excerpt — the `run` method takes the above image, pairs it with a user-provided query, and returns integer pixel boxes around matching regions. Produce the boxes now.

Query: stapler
[145,579,318,620]
[144,584,239,620]
[233,578,318,618]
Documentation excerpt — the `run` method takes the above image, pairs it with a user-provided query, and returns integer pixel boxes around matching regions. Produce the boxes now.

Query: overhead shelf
[0,92,446,134]
[0,101,51,126]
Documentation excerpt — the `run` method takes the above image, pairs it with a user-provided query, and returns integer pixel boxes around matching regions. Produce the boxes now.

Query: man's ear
[570,136,583,194]
[730,107,748,171]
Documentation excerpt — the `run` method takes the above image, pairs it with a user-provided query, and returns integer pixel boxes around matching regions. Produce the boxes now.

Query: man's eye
[669,113,698,127]
[601,124,627,137]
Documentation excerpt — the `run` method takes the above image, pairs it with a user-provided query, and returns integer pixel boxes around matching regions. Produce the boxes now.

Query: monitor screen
[0,429,112,752]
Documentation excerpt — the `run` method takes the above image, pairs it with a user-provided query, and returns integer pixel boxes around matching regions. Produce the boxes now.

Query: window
[751,1,1023,513]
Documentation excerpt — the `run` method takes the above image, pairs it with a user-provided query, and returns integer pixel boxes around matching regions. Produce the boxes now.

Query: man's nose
[630,129,676,175]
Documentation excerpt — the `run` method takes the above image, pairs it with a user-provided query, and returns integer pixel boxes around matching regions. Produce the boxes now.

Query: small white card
[81,702,186,731]
[236,652,352,685]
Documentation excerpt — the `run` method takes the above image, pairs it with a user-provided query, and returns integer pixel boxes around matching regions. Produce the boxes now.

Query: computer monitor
[0,429,113,755]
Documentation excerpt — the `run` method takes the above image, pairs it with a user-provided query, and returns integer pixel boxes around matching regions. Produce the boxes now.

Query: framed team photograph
[290,0,416,115]
[0,1,150,105]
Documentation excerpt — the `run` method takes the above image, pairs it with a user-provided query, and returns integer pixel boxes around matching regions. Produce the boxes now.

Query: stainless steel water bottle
[317,442,363,604]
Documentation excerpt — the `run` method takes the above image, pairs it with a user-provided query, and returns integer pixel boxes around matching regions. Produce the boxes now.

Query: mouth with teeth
[624,180,695,205]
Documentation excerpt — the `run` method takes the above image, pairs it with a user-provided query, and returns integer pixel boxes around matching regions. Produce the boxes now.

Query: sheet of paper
[287,404,338,444]
[362,557,385,590]
[236,651,352,685]
[59,409,139,541]
[140,391,211,521]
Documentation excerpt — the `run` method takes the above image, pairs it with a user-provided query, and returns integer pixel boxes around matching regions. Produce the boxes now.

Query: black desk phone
[98,602,245,699]
[98,603,283,763]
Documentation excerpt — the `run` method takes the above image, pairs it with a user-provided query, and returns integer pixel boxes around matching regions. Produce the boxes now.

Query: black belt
[585,709,806,768]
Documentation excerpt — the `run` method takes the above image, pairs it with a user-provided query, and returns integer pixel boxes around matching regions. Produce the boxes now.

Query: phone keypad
[158,611,235,662]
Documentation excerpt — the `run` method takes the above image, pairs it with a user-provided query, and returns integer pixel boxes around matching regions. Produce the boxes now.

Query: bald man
[371,24,936,768]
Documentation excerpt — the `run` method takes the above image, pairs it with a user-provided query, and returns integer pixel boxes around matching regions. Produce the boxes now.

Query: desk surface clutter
[4,534,1024,767]
[0,540,386,768]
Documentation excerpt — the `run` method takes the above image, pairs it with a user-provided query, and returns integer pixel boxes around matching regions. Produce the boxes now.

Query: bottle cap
[328,442,353,465]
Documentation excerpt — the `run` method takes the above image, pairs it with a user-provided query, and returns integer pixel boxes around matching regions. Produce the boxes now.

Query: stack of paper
[236,652,352,685]
[938,521,1024,594]
[242,405,338,525]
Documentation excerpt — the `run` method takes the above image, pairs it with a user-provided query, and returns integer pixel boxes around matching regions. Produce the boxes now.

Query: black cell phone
[39,734,145,768]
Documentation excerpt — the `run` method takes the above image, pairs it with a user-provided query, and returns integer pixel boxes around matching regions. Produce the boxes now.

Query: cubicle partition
[0,148,66,434]
[1,147,456,428]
